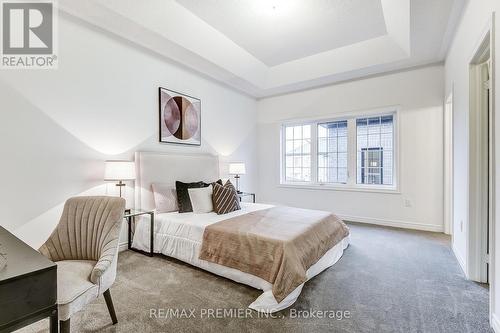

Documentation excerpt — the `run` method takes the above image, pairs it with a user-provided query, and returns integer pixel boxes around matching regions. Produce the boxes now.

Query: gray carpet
[18,223,491,333]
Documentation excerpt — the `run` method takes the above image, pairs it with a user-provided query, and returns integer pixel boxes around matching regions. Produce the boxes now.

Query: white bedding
[132,202,350,313]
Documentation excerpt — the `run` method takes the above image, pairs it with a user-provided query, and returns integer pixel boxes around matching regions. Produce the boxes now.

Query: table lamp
[104,160,136,197]
[229,163,246,194]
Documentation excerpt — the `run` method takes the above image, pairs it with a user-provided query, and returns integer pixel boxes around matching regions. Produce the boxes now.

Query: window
[281,111,397,191]
[318,120,348,184]
[284,124,311,182]
[356,115,394,185]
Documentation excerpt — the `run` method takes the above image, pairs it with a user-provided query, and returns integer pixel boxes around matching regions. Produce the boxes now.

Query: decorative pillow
[176,180,223,213]
[151,183,179,213]
[212,180,241,215]
[188,185,214,214]
[176,181,206,213]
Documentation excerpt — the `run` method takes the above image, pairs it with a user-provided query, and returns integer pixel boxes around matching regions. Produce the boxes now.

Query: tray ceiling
[59,0,465,98]
[176,0,388,66]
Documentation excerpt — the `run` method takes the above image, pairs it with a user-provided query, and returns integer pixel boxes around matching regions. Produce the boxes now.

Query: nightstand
[238,192,256,203]
[124,209,155,257]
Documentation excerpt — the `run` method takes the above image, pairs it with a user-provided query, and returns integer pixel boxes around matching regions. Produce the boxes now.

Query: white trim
[492,313,500,333]
[118,241,128,253]
[444,91,454,236]
[277,183,400,194]
[280,105,400,126]
[340,214,443,233]
[467,18,493,283]
[489,12,496,327]
[452,243,467,277]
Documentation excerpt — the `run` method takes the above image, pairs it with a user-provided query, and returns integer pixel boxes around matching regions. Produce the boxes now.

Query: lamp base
[116,181,126,198]
[234,174,242,194]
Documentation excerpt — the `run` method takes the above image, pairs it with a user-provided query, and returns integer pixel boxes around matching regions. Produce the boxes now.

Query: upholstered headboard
[134,152,220,211]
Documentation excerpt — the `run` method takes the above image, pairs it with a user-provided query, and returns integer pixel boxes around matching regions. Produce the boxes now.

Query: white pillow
[151,183,179,213]
[188,185,214,214]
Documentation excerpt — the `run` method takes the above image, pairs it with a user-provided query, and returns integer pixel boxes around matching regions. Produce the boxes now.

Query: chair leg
[49,309,58,333]
[60,318,70,333]
[103,289,118,325]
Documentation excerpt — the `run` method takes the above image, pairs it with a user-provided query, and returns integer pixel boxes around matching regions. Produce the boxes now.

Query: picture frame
[158,87,201,146]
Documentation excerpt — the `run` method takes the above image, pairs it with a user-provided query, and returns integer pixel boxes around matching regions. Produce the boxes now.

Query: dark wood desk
[0,227,58,333]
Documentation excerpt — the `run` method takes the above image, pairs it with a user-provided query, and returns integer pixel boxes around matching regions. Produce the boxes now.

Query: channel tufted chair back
[40,196,125,283]
[39,196,125,333]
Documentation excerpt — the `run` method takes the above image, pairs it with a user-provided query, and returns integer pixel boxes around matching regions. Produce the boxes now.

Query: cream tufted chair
[39,196,125,333]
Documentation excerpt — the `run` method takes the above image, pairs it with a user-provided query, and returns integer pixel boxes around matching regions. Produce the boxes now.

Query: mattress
[132,202,350,312]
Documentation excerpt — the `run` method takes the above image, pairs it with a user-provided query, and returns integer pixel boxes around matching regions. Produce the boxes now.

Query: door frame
[468,16,493,282]
[467,12,496,323]
[444,91,454,236]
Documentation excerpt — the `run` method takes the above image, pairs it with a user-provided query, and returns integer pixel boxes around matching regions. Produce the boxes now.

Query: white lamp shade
[104,161,136,181]
[229,163,246,175]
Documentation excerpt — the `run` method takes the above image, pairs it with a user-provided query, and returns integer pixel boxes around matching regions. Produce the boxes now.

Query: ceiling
[176,0,388,66]
[59,0,465,98]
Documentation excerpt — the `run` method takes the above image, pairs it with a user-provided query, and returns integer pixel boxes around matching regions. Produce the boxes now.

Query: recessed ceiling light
[252,0,297,17]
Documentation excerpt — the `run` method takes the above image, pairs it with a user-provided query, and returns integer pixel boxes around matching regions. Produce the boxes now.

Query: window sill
[278,183,401,194]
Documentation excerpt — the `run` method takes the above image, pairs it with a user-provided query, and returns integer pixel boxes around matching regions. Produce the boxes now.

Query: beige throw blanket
[199,206,349,302]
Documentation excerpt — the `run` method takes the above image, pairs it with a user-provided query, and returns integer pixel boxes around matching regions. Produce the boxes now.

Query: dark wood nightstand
[0,227,58,333]
[238,192,256,203]
[124,209,155,257]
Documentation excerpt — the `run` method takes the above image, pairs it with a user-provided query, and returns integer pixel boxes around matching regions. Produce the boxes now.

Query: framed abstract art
[158,87,201,146]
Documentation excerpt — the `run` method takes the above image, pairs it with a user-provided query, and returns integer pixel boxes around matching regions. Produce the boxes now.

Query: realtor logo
[1,0,58,68]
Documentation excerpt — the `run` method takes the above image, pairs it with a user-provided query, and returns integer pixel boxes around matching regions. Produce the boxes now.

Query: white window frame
[282,124,313,183]
[280,107,400,194]
[317,119,349,184]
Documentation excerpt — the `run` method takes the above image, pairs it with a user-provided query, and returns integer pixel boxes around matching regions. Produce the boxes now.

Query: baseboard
[339,214,444,233]
[118,241,128,252]
[492,313,500,333]
[452,243,467,276]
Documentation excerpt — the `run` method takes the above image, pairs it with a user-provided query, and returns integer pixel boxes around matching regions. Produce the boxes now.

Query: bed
[133,152,350,313]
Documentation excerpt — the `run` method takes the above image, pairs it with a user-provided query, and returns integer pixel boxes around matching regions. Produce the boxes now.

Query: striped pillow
[212,180,241,215]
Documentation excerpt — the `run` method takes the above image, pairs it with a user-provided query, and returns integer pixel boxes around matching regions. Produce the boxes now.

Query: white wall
[257,65,444,232]
[443,1,500,330]
[0,13,258,248]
